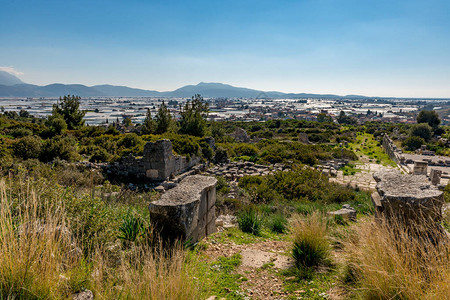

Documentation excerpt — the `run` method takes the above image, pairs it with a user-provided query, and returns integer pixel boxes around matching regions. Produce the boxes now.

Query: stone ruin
[149,175,217,243]
[371,170,445,241]
[110,139,200,181]
[229,127,250,143]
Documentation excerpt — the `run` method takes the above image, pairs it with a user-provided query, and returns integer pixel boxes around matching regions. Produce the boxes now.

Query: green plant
[267,214,288,233]
[291,213,330,268]
[118,213,145,243]
[237,207,261,235]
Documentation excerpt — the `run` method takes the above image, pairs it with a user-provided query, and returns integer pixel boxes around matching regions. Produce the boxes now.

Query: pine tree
[141,108,156,134]
[155,101,172,134]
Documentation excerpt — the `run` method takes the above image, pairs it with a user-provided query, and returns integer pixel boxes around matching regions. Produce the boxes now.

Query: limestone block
[373,170,444,240]
[430,169,442,186]
[413,161,428,175]
[149,175,217,242]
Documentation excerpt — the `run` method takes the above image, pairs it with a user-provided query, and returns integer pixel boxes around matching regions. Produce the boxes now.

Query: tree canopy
[417,110,440,130]
[179,94,209,137]
[52,95,86,130]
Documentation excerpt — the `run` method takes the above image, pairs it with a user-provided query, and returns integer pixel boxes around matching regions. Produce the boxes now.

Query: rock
[328,205,357,221]
[154,185,165,193]
[229,127,250,143]
[72,290,94,300]
[215,214,237,228]
[372,170,445,242]
[149,175,217,243]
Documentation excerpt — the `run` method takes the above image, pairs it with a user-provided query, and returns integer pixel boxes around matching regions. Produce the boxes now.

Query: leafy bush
[237,207,261,235]
[291,213,330,269]
[12,135,42,160]
[402,136,425,151]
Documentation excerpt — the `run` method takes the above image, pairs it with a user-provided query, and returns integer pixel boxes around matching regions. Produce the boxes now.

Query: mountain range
[0,70,358,99]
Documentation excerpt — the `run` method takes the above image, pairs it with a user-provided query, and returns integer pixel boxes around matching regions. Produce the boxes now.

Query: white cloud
[0,66,24,76]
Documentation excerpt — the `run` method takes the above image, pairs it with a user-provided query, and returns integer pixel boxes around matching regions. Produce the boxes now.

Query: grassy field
[349,132,397,167]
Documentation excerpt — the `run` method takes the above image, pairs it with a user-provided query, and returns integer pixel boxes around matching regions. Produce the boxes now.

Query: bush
[12,135,42,160]
[291,213,330,268]
[237,207,261,235]
[410,123,432,142]
[402,136,425,151]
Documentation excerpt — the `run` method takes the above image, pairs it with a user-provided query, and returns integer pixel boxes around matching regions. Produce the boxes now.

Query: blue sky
[1,0,449,97]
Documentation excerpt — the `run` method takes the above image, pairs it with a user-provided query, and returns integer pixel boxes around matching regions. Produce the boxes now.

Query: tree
[337,111,357,125]
[402,136,425,151]
[410,123,432,141]
[155,101,172,134]
[46,113,67,135]
[317,113,333,123]
[141,108,155,134]
[52,95,86,130]
[416,110,441,131]
[179,94,209,137]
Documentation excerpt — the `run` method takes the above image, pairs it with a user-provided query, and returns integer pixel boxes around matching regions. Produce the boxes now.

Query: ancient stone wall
[382,134,402,164]
[148,175,217,243]
[112,139,201,181]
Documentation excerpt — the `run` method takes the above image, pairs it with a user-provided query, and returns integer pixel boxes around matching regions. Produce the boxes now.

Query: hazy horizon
[1,0,450,98]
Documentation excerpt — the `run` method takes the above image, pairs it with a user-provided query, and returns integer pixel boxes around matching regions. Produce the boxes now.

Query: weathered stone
[430,168,442,186]
[113,139,200,180]
[373,170,444,241]
[229,127,250,143]
[149,175,217,243]
[154,185,165,193]
[413,160,428,175]
[298,132,310,144]
[327,204,357,221]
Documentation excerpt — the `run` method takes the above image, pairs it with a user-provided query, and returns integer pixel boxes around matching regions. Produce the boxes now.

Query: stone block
[430,168,442,186]
[413,161,428,175]
[149,175,217,243]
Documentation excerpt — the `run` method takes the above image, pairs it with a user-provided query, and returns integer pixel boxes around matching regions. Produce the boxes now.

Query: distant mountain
[0,80,351,99]
[166,82,264,98]
[92,85,162,97]
[0,70,24,86]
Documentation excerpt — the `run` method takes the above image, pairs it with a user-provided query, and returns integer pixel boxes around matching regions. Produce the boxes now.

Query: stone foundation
[148,175,217,243]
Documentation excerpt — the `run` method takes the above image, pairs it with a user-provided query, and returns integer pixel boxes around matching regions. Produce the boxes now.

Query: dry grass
[0,179,204,299]
[92,243,201,299]
[344,217,450,299]
[0,180,78,299]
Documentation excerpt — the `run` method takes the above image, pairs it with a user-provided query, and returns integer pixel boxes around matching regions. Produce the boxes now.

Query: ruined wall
[113,139,201,180]
[382,134,402,164]
[148,175,217,243]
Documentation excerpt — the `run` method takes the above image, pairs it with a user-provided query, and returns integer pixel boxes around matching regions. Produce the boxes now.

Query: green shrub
[402,136,425,151]
[13,135,42,160]
[237,207,261,235]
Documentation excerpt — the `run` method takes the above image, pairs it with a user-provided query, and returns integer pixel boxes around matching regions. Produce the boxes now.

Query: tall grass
[291,212,330,269]
[0,180,79,298]
[92,243,201,299]
[344,217,450,299]
[0,178,204,299]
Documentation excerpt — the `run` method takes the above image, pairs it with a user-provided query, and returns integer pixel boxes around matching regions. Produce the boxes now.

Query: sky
[1,0,449,97]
